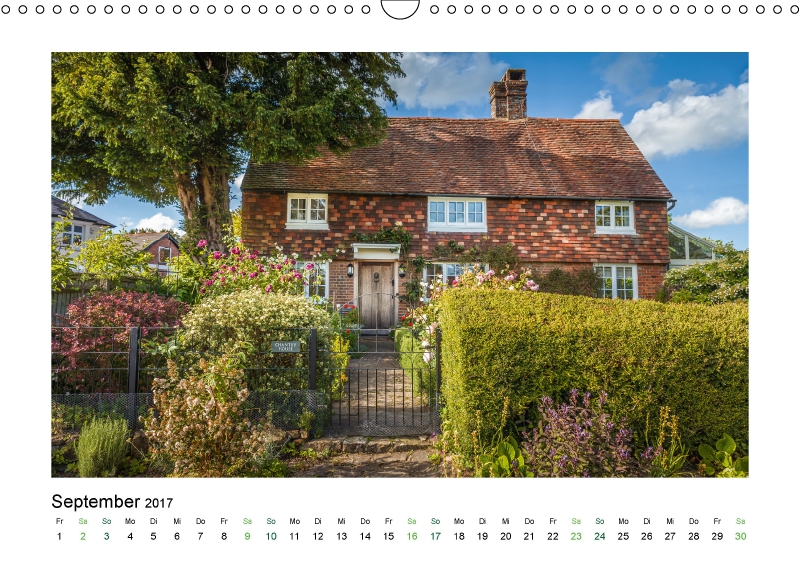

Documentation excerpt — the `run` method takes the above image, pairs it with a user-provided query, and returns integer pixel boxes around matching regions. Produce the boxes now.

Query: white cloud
[624,80,749,158]
[391,53,508,111]
[135,213,179,232]
[740,68,749,83]
[574,92,623,120]
[232,173,244,189]
[672,197,749,229]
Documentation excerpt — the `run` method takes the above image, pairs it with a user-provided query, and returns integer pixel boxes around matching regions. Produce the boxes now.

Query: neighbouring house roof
[51,195,115,227]
[123,232,180,252]
[241,117,672,201]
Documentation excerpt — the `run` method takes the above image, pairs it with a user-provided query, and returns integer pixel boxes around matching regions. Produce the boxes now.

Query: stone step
[302,435,431,454]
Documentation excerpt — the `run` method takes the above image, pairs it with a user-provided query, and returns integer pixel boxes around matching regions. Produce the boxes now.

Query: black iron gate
[323,296,441,435]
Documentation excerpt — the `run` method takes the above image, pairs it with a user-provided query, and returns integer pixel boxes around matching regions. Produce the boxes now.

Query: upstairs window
[595,201,636,235]
[157,246,172,264]
[58,222,83,247]
[287,193,329,230]
[428,197,487,232]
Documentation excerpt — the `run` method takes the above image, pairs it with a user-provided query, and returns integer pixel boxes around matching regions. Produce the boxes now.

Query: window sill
[428,225,487,233]
[595,228,637,236]
[286,222,330,231]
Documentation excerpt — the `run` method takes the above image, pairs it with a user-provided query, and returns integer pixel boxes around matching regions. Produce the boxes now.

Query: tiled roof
[242,117,672,200]
[123,232,178,252]
[51,195,115,227]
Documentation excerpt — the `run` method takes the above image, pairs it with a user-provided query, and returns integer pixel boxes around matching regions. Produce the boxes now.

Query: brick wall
[242,192,669,264]
[637,263,668,300]
[242,192,668,300]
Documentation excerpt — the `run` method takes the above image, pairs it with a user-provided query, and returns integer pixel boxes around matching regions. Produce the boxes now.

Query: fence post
[435,326,442,406]
[126,327,141,431]
[308,328,317,390]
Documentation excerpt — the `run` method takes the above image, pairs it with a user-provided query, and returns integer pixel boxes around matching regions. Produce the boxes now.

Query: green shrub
[439,288,748,462]
[663,242,748,304]
[180,288,340,392]
[76,417,130,477]
[143,356,281,477]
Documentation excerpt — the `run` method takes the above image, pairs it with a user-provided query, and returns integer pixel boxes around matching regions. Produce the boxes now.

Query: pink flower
[250,251,259,259]
[204,280,213,286]
[249,272,258,279]
[304,263,315,271]
[231,246,241,255]
[197,240,208,248]
[265,284,273,293]
[213,251,222,260]
[505,273,517,281]
[486,270,495,278]
[293,271,303,279]
[257,265,265,272]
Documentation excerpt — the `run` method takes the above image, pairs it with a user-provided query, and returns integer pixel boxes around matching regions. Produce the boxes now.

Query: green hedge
[439,289,748,460]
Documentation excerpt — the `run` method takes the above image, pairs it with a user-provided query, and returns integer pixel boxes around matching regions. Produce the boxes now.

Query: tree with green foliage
[74,229,153,288]
[663,242,748,303]
[52,52,405,253]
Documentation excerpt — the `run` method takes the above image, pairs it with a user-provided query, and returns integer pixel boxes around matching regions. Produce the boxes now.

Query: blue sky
[70,52,749,249]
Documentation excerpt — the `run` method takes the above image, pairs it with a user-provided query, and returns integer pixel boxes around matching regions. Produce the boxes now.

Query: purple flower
[213,251,222,260]
[197,240,208,248]
[304,263,315,271]
[249,272,258,279]
[264,284,273,293]
[231,246,241,255]
[204,280,213,286]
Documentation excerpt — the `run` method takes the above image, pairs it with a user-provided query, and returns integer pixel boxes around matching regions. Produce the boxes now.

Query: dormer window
[595,201,636,235]
[286,193,329,230]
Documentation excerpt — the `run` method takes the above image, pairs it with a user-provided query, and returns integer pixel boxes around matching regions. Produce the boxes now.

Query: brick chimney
[489,69,528,120]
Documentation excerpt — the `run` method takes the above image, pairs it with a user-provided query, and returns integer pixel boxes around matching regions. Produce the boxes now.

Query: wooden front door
[358,263,395,330]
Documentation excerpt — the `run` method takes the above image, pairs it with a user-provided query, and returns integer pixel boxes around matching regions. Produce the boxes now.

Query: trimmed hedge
[439,289,748,460]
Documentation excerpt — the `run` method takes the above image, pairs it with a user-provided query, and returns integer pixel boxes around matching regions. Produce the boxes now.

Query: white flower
[423,351,432,364]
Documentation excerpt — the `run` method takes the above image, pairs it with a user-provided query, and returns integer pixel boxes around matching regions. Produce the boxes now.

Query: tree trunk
[175,165,232,257]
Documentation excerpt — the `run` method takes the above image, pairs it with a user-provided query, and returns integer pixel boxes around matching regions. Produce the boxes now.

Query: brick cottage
[241,69,674,331]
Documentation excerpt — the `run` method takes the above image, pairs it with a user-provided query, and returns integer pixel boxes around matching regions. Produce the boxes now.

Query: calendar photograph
[49,51,748,481]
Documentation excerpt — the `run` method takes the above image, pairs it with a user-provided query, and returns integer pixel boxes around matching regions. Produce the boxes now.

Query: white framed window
[424,262,465,287]
[57,222,84,247]
[286,193,329,230]
[428,197,487,232]
[157,246,172,264]
[595,264,637,300]
[304,262,329,301]
[422,263,488,297]
[595,201,636,235]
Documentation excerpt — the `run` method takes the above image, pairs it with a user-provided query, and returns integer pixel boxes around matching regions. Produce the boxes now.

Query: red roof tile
[242,117,672,200]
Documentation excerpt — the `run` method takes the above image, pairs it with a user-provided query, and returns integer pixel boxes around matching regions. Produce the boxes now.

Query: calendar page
[1,4,789,565]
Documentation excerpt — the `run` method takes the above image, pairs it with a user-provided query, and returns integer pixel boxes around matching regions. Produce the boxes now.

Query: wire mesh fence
[51,325,441,435]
